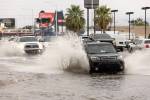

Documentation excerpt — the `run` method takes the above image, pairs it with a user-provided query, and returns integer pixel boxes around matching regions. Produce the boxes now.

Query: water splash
[0,41,24,57]
[39,33,89,73]
[125,49,150,75]
[0,33,89,74]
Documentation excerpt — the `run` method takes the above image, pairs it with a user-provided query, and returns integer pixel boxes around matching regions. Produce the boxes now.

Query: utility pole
[87,8,89,36]
[55,11,58,36]
[142,7,150,38]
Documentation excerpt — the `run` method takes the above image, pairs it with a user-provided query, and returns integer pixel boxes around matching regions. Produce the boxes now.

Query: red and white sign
[39,23,49,27]
[39,12,55,27]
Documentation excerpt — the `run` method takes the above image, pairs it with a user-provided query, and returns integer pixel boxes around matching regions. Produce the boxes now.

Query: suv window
[86,44,116,54]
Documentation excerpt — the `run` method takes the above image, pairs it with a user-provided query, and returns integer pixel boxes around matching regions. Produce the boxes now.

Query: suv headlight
[90,56,100,61]
[113,39,116,45]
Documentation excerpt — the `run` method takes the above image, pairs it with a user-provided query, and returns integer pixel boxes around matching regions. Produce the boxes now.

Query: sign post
[84,0,99,36]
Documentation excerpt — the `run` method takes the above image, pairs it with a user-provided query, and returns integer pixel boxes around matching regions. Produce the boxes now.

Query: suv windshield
[19,37,38,42]
[86,44,116,54]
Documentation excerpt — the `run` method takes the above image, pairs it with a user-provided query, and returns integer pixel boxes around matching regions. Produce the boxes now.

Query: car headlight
[90,56,100,61]
[117,55,123,60]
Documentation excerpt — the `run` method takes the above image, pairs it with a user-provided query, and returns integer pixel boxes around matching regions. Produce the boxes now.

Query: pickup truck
[9,36,44,54]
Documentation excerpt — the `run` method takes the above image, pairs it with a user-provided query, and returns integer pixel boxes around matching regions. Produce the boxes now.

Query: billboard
[84,0,99,9]
[39,12,55,27]
[38,11,64,28]
[0,18,15,28]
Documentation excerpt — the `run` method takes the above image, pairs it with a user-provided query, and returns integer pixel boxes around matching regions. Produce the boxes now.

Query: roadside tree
[95,5,112,33]
[131,18,149,26]
[65,5,85,35]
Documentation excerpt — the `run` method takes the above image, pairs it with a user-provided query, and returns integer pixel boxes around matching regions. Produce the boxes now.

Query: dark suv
[84,42,124,74]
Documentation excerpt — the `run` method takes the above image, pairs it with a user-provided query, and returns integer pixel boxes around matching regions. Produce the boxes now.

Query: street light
[141,7,150,38]
[126,12,134,40]
[111,10,118,34]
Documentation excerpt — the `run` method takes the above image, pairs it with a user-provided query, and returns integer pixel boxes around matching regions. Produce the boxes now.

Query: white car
[11,36,44,54]
[128,38,150,52]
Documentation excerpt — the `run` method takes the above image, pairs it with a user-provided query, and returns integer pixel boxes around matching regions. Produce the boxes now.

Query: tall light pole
[126,12,134,40]
[55,10,58,36]
[87,8,90,36]
[111,10,118,34]
[141,7,150,38]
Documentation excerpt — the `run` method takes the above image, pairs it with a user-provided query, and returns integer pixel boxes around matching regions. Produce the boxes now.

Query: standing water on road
[0,35,150,100]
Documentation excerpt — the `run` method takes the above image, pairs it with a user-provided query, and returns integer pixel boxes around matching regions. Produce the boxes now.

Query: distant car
[11,36,44,54]
[90,33,114,44]
[89,33,120,51]
[106,32,136,52]
[128,38,150,52]
[84,42,125,74]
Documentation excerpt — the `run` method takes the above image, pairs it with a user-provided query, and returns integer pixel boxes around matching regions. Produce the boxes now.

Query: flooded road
[0,55,150,100]
[0,36,150,100]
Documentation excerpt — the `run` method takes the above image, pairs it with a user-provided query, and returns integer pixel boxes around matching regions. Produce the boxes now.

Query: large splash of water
[39,33,89,73]
[0,40,24,57]
[125,49,150,75]
[0,33,89,74]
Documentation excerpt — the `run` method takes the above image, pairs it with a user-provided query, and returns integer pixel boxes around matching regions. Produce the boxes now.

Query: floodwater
[0,35,150,100]
[0,57,150,100]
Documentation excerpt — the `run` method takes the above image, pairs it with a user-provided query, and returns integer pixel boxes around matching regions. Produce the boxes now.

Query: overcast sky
[0,0,150,27]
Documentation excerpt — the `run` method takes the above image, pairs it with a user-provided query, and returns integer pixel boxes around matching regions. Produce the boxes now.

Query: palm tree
[95,5,112,33]
[65,5,85,34]
[131,18,149,26]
